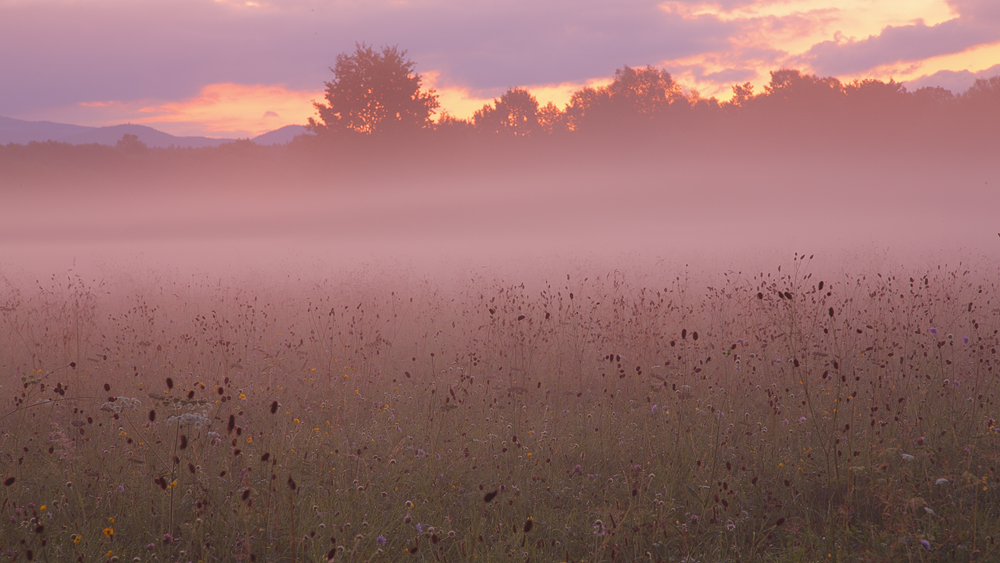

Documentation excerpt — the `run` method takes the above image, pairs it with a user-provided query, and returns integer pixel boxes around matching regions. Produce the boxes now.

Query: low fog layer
[1,140,997,283]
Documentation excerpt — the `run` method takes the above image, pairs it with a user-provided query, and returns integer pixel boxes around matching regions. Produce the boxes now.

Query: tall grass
[2,256,999,562]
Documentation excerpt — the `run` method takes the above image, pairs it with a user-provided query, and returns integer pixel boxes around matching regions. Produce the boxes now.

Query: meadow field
[2,253,999,563]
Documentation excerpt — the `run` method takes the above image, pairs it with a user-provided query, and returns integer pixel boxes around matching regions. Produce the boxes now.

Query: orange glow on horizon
[73,83,323,138]
[423,71,614,122]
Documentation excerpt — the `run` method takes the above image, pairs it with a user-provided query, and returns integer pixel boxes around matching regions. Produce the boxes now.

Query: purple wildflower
[929,327,938,335]
[919,539,931,550]
[963,335,970,345]
[376,535,386,546]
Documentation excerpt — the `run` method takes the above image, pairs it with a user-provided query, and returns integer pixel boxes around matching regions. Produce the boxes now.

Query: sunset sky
[2,0,999,138]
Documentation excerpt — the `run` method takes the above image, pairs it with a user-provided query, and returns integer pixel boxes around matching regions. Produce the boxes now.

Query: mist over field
[2,139,997,283]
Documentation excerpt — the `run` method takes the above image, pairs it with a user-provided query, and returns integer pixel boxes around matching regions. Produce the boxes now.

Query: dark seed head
[483,490,498,503]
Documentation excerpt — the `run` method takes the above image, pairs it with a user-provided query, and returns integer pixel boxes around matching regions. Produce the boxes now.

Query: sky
[2,0,1000,138]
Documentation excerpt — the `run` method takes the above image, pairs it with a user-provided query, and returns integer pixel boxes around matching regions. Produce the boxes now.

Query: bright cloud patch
[653,0,989,100]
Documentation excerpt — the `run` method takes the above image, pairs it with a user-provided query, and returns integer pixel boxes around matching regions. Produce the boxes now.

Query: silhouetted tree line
[3,43,998,174]
[303,44,1000,146]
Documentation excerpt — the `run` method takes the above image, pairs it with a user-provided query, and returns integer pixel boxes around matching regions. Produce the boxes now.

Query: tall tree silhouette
[606,65,683,117]
[761,69,844,113]
[473,87,541,136]
[566,65,685,131]
[961,76,1000,119]
[309,44,439,137]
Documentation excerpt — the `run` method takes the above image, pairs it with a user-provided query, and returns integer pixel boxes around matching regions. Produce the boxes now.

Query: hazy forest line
[3,48,1000,180]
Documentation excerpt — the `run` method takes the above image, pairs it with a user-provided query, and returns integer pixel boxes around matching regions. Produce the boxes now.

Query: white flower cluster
[166,412,211,427]
[99,397,142,413]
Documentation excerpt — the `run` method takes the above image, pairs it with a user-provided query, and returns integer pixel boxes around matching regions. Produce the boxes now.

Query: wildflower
[416,523,423,533]
[104,527,114,537]
[929,327,938,335]
[919,539,931,550]
[726,520,736,531]
[376,535,386,546]
[166,413,210,427]
[163,533,173,544]
[935,478,949,486]
[651,404,657,415]
[593,520,606,536]
[798,417,807,424]
[963,335,970,345]
[901,453,915,461]
[572,464,583,476]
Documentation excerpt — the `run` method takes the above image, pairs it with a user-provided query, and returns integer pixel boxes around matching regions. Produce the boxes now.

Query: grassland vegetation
[2,255,1000,561]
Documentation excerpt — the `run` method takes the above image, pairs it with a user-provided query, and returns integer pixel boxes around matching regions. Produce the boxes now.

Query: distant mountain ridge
[0,116,309,148]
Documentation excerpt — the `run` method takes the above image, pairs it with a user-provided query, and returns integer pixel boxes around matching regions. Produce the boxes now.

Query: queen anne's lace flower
[100,397,141,413]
